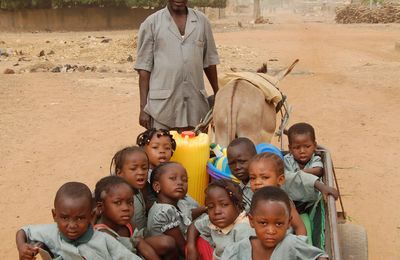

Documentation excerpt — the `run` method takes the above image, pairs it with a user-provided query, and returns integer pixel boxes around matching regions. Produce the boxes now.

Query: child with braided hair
[186,179,255,260]
[137,128,206,220]
[109,147,178,259]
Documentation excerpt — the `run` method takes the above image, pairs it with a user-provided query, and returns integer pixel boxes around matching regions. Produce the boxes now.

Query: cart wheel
[338,223,368,260]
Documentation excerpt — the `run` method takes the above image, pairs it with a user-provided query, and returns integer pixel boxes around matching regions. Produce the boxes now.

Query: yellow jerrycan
[170,131,210,205]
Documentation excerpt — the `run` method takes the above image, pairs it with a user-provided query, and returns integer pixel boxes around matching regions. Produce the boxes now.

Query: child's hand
[17,243,38,260]
[314,181,339,201]
[186,244,199,260]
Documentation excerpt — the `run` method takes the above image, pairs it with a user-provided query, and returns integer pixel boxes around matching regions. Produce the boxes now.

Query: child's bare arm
[191,206,207,221]
[290,202,307,236]
[317,257,329,260]
[302,167,323,177]
[16,229,38,260]
[135,238,161,260]
[186,224,200,260]
[314,181,339,200]
[164,227,186,256]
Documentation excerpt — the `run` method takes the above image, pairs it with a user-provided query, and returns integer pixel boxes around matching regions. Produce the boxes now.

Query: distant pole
[369,0,373,9]
[254,0,261,19]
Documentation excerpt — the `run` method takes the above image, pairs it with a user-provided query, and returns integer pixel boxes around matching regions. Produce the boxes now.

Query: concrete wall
[0,7,160,31]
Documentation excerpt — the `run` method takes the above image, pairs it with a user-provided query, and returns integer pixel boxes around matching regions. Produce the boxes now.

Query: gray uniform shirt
[22,223,141,260]
[282,170,319,202]
[147,202,192,237]
[135,7,220,128]
[194,211,255,260]
[284,153,324,173]
[239,181,253,213]
[221,234,328,260]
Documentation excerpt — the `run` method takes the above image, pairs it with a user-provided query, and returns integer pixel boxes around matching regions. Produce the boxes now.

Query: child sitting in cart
[137,128,206,220]
[147,162,192,258]
[248,152,307,237]
[16,182,140,259]
[284,122,323,177]
[226,138,338,211]
[186,179,255,260]
[220,186,329,260]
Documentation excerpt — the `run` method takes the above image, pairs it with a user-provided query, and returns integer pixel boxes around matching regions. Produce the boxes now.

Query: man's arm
[138,70,151,129]
[204,65,218,95]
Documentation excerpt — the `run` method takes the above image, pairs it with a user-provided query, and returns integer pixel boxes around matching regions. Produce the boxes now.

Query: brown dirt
[1,12,400,259]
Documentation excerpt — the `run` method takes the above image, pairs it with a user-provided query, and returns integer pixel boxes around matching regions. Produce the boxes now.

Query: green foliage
[0,0,226,10]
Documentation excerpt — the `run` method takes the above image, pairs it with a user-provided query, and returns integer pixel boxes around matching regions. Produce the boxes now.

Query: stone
[4,68,15,74]
[51,66,61,73]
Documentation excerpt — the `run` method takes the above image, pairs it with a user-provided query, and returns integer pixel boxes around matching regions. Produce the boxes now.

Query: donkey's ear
[256,63,268,73]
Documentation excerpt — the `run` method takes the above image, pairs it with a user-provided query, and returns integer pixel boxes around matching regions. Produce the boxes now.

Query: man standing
[135,0,219,130]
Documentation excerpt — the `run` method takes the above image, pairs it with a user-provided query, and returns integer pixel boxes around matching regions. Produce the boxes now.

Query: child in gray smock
[20,223,141,260]
[284,123,324,177]
[226,138,330,213]
[147,162,192,258]
[221,234,328,260]
[137,129,207,220]
[16,182,140,260]
[221,186,328,260]
[186,179,255,260]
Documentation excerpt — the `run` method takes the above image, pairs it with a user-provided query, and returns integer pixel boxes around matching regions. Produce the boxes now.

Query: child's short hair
[109,146,148,175]
[54,182,93,208]
[227,137,257,156]
[205,179,245,212]
[287,123,316,144]
[94,176,133,203]
[136,128,176,151]
[149,162,180,193]
[249,152,284,176]
[250,186,291,216]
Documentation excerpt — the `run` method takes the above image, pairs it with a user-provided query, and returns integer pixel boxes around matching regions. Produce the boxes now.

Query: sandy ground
[1,10,400,259]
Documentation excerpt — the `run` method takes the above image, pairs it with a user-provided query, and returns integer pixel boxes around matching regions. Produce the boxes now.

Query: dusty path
[1,14,400,259]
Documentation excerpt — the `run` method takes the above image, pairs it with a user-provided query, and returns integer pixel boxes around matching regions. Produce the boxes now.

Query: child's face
[288,133,316,165]
[153,164,188,201]
[145,134,173,168]
[52,197,93,240]
[117,151,149,190]
[227,144,254,183]
[205,186,240,229]
[99,184,134,226]
[249,160,285,192]
[249,200,291,250]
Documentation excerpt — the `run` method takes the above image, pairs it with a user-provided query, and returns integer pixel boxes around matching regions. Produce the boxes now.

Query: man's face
[168,0,188,12]
[52,197,93,240]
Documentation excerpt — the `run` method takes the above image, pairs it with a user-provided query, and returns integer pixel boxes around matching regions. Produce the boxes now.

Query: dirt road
[1,13,399,259]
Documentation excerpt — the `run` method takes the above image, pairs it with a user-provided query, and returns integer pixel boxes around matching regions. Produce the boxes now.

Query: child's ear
[96,201,104,215]
[277,174,285,187]
[248,213,255,228]
[152,181,161,194]
[51,209,56,221]
[288,215,293,226]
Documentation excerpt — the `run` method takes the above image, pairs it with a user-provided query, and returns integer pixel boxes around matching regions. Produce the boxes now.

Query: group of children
[16,123,338,260]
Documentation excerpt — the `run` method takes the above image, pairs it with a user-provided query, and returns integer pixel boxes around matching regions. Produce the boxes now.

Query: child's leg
[145,235,179,260]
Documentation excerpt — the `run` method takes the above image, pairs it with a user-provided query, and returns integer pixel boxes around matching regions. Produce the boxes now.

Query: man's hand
[17,243,38,260]
[139,110,151,129]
